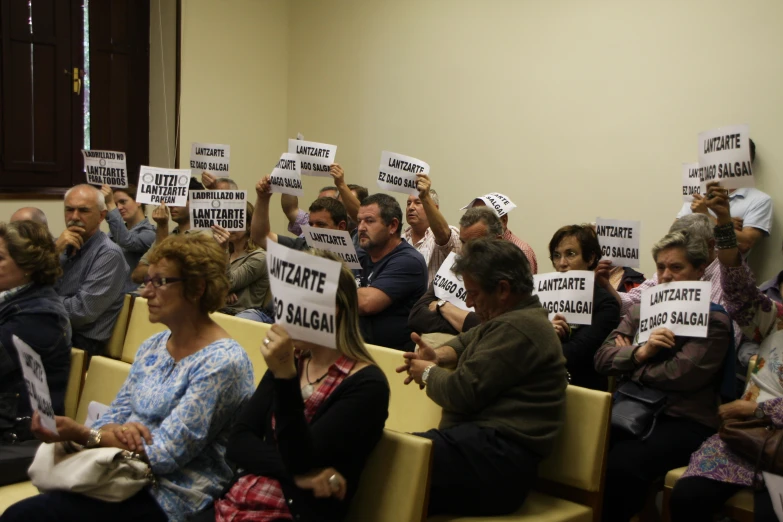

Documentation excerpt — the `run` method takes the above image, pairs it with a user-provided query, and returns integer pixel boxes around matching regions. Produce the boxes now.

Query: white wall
[178,0,290,234]
[285,0,783,280]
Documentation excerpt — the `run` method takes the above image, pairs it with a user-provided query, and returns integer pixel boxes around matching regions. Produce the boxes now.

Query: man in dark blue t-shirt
[356,194,427,351]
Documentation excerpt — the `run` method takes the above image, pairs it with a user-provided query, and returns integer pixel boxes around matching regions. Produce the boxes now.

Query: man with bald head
[55,184,128,355]
[10,207,48,227]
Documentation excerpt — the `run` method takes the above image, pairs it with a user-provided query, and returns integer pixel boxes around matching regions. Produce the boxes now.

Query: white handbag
[28,442,153,502]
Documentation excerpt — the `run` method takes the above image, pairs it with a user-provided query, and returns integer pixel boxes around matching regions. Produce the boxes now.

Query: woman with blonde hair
[208,250,390,522]
[0,220,71,486]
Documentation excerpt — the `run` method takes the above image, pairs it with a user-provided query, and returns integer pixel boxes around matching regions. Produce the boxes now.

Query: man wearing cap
[463,192,537,273]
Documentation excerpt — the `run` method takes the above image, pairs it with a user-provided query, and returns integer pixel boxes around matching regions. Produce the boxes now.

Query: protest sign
[189,190,247,231]
[14,335,57,434]
[460,192,516,217]
[269,153,303,197]
[377,151,429,196]
[288,139,337,176]
[682,162,700,202]
[137,166,191,206]
[82,150,128,188]
[638,281,711,343]
[301,225,361,270]
[697,124,754,190]
[266,241,341,349]
[433,252,474,311]
[190,142,230,177]
[532,271,595,325]
[595,218,641,268]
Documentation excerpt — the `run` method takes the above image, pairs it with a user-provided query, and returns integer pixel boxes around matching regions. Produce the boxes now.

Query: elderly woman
[548,224,620,390]
[670,183,782,521]
[100,184,155,291]
[0,221,71,486]
[203,251,389,522]
[595,228,733,522]
[217,203,270,316]
[0,234,255,522]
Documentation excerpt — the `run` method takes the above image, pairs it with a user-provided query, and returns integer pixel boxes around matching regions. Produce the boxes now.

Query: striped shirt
[56,231,128,342]
[504,229,538,274]
[403,225,461,285]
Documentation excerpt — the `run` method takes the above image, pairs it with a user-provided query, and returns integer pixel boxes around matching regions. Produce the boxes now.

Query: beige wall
[178,0,290,234]
[285,0,783,281]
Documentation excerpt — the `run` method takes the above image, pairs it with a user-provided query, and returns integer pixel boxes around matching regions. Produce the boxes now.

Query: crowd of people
[0,151,779,521]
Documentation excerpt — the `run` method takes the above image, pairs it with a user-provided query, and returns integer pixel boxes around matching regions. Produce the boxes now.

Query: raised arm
[250,176,278,251]
[330,164,360,223]
[417,174,452,247]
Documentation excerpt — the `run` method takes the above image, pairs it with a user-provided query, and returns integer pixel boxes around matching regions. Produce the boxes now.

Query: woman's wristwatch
[84,428,102,448]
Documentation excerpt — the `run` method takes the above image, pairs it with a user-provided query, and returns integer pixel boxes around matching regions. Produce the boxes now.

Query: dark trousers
[71,333,105,357]
[416,424,540,517]
[0,489,167,522]
[670,476,776,522]
[602,414,715,522]
[0,440,40,486]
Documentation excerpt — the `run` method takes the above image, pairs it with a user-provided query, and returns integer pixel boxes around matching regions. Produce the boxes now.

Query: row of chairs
[0,295,630,521]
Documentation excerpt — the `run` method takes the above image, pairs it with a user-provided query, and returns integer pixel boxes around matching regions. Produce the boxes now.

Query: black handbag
[611,381,668,440]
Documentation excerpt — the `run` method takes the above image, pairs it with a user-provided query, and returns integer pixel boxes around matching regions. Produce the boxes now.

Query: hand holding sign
[377,151,429,196]
[256,176,273,200]
[14,335,57,434]
[690,193,709,215]
[152,201,170,227]
[703,182,731,225]
[260,324,297,379]
[637,281,711,343]
[100,185,116,211]
[635,328,677,364]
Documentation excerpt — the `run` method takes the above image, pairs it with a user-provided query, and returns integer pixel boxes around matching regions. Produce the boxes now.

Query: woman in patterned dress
[670,182,783,521]
[0,234,255,522]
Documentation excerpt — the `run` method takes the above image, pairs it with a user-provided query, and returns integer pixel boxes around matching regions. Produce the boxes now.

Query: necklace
[301,357,330,400]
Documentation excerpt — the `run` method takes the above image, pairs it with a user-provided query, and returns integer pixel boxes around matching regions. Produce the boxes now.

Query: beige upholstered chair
[120,297,166,363]
[346,429,433,522]
[428,385,612,522]
[105,294,134,359]
[365,343,443,433]
[63,348,86,419]
[210,312,270,385]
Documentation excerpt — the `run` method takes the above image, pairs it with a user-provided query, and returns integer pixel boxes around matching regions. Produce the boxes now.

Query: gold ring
[121,427,128,432]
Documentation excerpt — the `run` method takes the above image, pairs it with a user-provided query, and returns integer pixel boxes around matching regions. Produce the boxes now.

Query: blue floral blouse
[93,331,255,521]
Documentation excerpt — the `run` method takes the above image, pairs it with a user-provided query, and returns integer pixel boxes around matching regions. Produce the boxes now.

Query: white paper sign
[288,139,336,176]
[460,192,516,217]
[697,124,754,190]
[270,153,303,196]
[13,335,57,434]
[266,241,342,348]
[189,190,247,231]
[596,218,641,268]
[433,252,474,312]
[190,142,230,177]
[84,401,110,429]
[137,166,191,206]
[638,281,711,342]
[682,162,701,202]
[532,271,595,325]
[82,150,128,188]
[301,225,361,270]
[377,151,429,196]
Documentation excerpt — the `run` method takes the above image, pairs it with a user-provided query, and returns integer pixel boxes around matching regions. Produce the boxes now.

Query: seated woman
[217,203,270,316]
[670,183,783,522]
[205,250,390,522]
[594,227,732,522]
[0,221,71,486]
[101,184,155,292]
[0,234,255,522]
[548,224,620,390]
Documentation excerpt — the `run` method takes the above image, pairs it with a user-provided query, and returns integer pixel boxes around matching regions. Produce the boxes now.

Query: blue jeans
[235,308,275,323]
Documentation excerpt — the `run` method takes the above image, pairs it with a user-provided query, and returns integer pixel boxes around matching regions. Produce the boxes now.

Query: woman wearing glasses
[547,224,621,390]
[1,234,255,522]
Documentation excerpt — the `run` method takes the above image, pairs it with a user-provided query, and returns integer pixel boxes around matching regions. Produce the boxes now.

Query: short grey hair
[216,177,238,190]
[669,213,714,243]
[459,207,503,237]
[453,238,533,295]
[429,188,440,206]
[65,184,106,211]
[651,230,709,269]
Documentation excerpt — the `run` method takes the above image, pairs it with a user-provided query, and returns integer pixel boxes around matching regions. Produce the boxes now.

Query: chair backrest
[537,385,612,517]
[75,356,132,425]
[211,312,270,385]
[345,429,433,522]
[64,348,86,419]
[121,297,166,363]
[366,344,442,433]
[105,294,134,359]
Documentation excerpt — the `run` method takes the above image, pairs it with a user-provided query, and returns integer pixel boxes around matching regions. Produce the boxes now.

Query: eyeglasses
[550,250,580,262]
[142,275,185,288]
